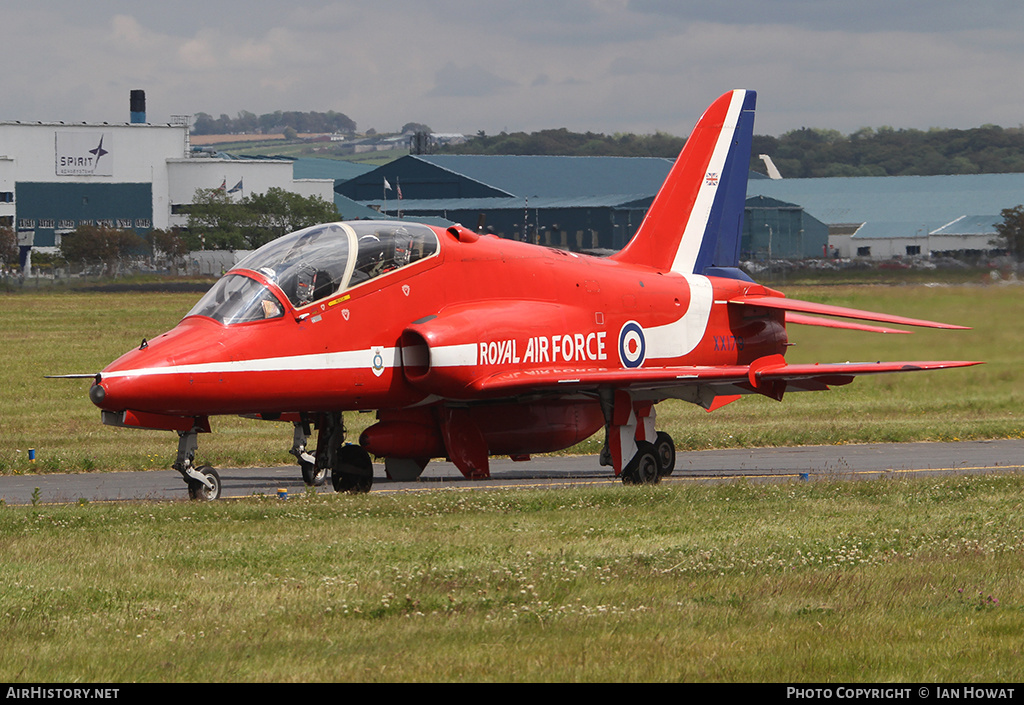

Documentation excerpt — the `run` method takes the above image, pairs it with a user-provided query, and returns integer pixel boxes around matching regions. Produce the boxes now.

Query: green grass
[219,139,410,166]
[2,477,1023,681]
[0,283,1020,474]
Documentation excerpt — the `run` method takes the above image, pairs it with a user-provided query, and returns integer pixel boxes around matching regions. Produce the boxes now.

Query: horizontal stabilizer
[732,295,970,330]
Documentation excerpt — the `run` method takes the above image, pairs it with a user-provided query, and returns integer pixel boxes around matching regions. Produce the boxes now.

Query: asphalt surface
[1,439,1022,505]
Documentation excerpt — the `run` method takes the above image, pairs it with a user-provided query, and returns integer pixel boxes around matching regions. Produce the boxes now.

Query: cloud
[427,63,518,98]
[626,0,1024,33]
[0,0,1021,137]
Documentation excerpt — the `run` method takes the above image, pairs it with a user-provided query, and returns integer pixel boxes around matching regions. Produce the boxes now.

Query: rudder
[611,90,756,274]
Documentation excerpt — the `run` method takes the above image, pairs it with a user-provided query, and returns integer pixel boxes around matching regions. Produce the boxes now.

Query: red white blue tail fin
[611,90,756,274]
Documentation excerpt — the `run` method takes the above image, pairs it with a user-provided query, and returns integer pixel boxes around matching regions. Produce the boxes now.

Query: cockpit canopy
[187,221,439,325]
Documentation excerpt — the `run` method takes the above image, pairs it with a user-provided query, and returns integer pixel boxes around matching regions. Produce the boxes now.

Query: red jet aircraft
[82,90,978,499]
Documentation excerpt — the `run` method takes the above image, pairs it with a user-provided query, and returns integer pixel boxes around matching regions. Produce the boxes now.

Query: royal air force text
[479,332,607,366]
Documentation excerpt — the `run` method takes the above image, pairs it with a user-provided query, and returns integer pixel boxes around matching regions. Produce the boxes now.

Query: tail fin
[611,89,756,274]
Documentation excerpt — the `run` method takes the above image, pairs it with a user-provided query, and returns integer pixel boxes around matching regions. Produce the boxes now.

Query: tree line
[442,129,686,158]
[440,124,1024,178]
[192,110,357,136]
[191,108,1024,179]
[752,125,1024,177]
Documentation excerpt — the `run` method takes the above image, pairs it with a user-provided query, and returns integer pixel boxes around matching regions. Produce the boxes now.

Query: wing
[468,355,981,406]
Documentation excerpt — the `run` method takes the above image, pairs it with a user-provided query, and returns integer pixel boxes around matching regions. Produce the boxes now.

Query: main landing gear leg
[599,390,675,485]
[173,429,222,501]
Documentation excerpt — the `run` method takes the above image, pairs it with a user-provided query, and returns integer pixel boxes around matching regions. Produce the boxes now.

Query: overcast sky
[2,1,1022,137]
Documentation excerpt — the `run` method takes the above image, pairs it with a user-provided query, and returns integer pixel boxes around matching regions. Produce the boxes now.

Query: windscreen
[186,274,285,325]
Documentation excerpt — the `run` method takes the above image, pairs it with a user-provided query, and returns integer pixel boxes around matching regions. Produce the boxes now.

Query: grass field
[2,477,1023,681]
[0,282,1019,474]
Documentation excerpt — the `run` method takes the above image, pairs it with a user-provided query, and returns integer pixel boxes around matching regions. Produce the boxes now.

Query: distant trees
[441,124,1024,178]
[58,225,146,271]
[442,129,686,158]
[192,110,357,135]
[994,206,1024,261]
[148,228,190,273]
[752,125,1024,178]
[189,107,1024,178]
[401,123,433,134]
[0,226,17,268]
[186,187,338,250]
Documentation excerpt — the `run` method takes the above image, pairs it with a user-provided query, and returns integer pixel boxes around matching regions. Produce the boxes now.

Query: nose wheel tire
[187,466,222,501]
[300,457,328,487]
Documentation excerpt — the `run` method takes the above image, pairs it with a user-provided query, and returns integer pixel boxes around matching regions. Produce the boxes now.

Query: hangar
[341,155,1015,262]
[337,154,830,258]
[743,195,830,260]
[336,154,675,251]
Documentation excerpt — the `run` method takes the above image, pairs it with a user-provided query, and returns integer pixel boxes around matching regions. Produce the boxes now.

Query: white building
[746,173,1020,260]
[0,105,334,250]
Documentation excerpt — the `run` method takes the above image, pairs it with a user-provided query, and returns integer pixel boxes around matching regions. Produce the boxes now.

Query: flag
[228,179,243,194]
[384,178,392,191]
[397,183,403,200]
[216,179,226,192]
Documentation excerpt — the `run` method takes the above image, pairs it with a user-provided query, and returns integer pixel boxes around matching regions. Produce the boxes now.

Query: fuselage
[91,220,788,422]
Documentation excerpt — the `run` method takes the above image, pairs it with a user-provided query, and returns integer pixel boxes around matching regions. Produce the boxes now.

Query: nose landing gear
[186,466,222,501]
[290,420,326,486]
[173,429,222,501]
[174,413,377,501]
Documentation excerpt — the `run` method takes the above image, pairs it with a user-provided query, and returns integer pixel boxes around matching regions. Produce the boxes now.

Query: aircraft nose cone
[89,380,106,407]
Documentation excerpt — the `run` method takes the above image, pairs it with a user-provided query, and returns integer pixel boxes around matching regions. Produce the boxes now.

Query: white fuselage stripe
[102,297,709,380]
[101,342,478,379]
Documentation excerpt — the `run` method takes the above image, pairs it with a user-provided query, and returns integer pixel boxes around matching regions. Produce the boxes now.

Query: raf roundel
[618,320,646,369]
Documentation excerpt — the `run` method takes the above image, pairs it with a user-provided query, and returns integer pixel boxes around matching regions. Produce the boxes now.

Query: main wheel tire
[621,441,660,485]
[300,456,328,487]
[654,431,676,477]
[332,444,374,494]
[187,466,222,501]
